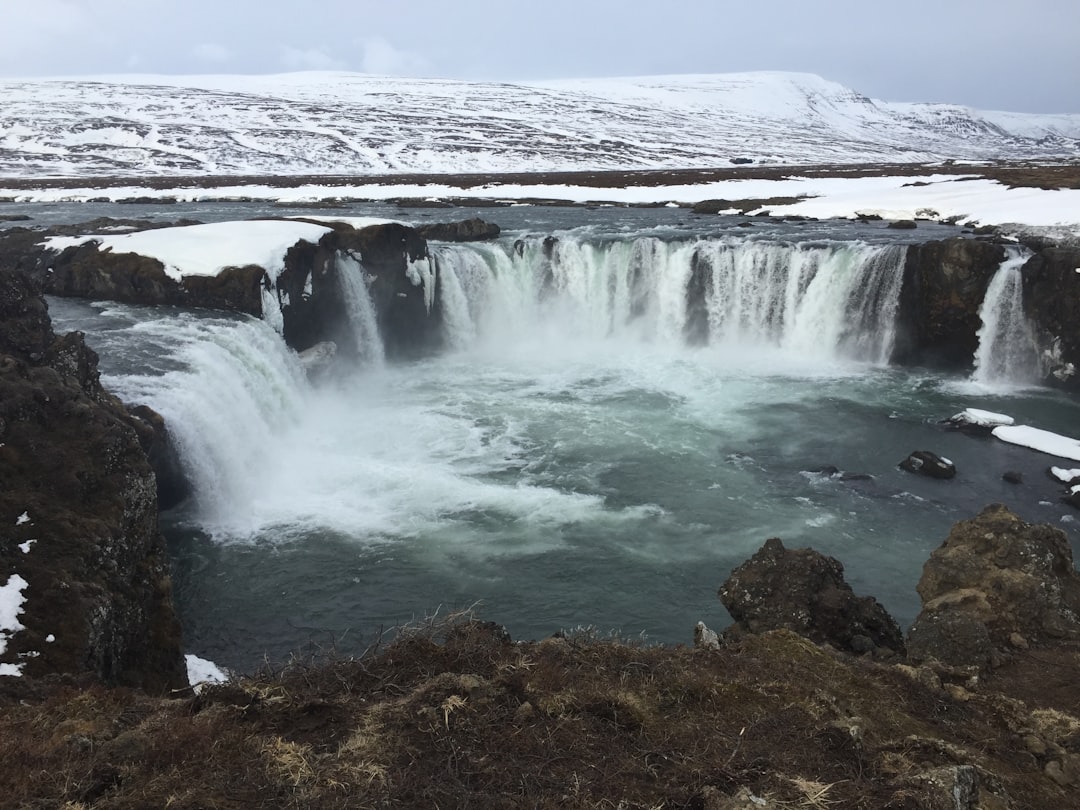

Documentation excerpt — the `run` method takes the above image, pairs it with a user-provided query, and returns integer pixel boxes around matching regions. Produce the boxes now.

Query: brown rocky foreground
[2,504,1080,809]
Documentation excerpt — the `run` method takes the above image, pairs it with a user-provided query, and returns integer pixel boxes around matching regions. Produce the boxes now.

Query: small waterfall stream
[335,252,386,367]
[972,248,1040,386]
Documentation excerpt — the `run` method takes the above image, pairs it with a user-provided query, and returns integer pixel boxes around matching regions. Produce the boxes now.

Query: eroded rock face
[1022,245,1080,391]
[276,221,441,359]
[893,238,1005,368]
[907,504,1080,668]
[718,537,905,656]
[4,218,267,316]
[0,270,186,692]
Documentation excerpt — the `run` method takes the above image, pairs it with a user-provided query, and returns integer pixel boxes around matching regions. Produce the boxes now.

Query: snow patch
[992,425,1080,462]
[186,654,229,691]
[12,175,1080,234]
[15,512,30,526]
[950,408,1015,428]
[0,574,29,676]
[42,220,332,282]
[18,539,35,554]
[1050,467,1080,483]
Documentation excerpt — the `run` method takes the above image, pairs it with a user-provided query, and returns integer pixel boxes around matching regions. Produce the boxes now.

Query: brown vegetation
[1,611,1078,808]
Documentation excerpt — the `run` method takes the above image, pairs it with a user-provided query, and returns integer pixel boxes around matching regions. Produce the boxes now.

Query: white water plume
[972,247,1040,387]
[335,252,385,366]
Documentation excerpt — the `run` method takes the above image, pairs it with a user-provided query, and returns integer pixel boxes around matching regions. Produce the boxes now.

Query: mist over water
[46,220,1080,672]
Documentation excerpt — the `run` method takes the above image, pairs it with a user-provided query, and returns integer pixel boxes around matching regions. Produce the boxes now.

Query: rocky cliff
[1022,243,1080,388]
[0,269,186,692]
[892,237,1005,368]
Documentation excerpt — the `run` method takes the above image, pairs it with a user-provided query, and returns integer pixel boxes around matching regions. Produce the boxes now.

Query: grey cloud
[0,0,1075,113]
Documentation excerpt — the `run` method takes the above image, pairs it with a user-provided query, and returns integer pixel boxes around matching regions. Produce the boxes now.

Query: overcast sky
[0,0,1075,113]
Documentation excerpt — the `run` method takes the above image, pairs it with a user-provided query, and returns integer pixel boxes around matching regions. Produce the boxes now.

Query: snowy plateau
[1,71,1079,177]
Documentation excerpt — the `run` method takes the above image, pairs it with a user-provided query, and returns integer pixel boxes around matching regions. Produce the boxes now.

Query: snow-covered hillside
[0,71,1078,178]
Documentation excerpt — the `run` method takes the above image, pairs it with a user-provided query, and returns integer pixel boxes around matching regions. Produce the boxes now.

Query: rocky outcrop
[275,221,441,359]
[1022,244,1080,390]
[907,504,1080,669]
[898,450,957,479]
[892,238,1005,368]
[3,220,266,316]
[0,217,461,361]
[416,217,501,242]
[718,537,905,656]
[0,269,186,692]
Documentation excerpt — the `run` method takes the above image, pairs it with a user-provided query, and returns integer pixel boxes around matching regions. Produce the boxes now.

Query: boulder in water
[888,219,918,229]
[899,450,956,479]
[718,537,905,656]
[944,407,1015,436]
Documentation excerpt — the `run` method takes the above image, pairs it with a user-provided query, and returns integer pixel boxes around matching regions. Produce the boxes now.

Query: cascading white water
[972,248,1040,386]
[433,237,906,363]
[103,314,311,532]
[700,241,905,362]
[335,252,385,366]
[260,285,284,334]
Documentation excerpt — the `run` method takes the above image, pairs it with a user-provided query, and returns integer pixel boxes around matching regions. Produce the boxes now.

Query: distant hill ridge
[0,70,1077,177]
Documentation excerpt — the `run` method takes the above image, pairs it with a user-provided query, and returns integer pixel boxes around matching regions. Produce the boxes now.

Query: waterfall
[260,284,284,334]
[103,314,310,530]
[699,241,905,362]
[431,237,906,362]
[335,252,386,367]
[972,247,1039,386]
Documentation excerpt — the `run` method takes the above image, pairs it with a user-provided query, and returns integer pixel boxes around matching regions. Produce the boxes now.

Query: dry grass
[0,616,1077,808]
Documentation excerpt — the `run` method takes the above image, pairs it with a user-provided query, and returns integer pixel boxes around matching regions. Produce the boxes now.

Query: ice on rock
[949,408,1015,428]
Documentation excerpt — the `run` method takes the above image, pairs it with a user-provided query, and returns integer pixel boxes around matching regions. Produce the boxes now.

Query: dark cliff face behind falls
[0,268,186,692]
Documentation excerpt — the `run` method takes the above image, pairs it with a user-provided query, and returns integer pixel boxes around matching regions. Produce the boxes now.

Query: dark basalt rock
[888,219,918,229]
[892,238,1005,368]
[0,270,186,692]
[718,537,905,656]
[690,199,734,214]
[416,218,500,242]
[49,245,263,316]
[126,404,191,511]
[1002,470,1023,485]
[1022,244,1080,390]
[276,221,440,360]
[907,504,1080,668]
[899,450,956,479]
